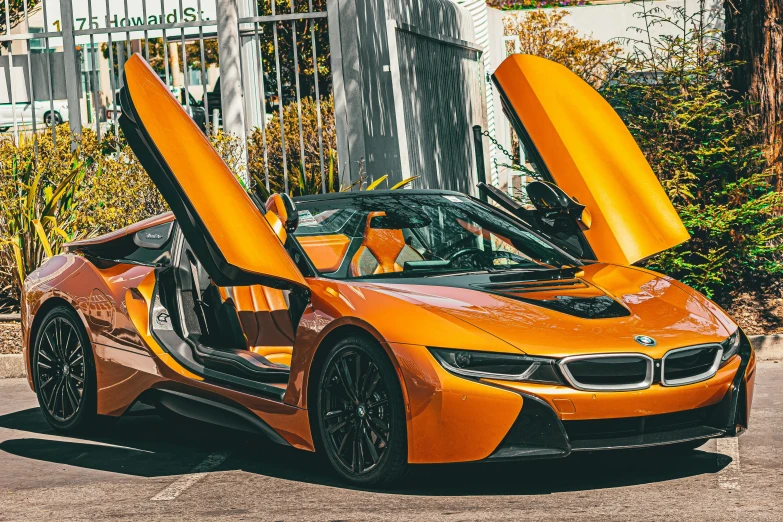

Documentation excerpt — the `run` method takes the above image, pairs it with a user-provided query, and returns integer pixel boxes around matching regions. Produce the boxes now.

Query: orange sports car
[20,54,755,486]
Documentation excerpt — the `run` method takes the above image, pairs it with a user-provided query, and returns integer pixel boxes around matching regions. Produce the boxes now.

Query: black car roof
[294,188,467,203]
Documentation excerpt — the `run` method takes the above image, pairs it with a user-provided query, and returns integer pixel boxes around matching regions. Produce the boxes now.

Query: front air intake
[559,354,653,391]
[661,344,722,386]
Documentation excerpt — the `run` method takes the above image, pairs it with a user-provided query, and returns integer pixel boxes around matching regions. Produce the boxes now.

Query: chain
[481,129,537,176]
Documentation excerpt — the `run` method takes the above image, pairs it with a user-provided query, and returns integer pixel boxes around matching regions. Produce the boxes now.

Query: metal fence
[0,0,489,194]
[0,0,334,192]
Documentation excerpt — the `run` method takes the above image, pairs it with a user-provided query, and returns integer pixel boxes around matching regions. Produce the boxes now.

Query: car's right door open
[492,54,690,265]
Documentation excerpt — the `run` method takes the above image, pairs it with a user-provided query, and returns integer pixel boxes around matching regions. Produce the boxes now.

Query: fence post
[327,0,364,187]
[216,0,249,184]
[473,125,488,202]
[59,0,82,148]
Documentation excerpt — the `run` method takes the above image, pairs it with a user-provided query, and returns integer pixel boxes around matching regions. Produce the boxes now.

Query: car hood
[357,264,735,359]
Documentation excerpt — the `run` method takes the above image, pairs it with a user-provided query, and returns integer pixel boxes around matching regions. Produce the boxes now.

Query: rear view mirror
[526,181,591,230]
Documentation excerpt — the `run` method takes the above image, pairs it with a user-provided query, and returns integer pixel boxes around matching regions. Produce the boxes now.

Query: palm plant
[0,143,90,296]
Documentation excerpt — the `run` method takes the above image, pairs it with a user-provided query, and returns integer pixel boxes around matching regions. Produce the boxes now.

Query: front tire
[32,305,113,433]
[316,335,408,487]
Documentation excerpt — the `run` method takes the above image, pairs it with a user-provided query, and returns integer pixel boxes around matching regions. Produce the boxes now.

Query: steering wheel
[447,247,485,262]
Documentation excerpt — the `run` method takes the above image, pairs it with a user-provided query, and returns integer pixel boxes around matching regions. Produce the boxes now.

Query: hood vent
[473,278,631,319]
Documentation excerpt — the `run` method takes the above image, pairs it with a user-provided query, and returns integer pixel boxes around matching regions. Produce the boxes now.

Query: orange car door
[492,54,690,266]
[119,54,308,293]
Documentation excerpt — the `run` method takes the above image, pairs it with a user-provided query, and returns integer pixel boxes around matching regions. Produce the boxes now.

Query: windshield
[292,193,576,279]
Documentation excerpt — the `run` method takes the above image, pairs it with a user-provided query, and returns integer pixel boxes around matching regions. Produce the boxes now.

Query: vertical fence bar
[308,0,325,191]
[178,0,190,116]
[253,0,270,189]
[196,0,209,131]
[143,0,150,60]
[87,0,101,139]
[161,0,170,88]
[290,2,306,187]
[21,0,37,142]
[4,0,19,142]
[104,0,117,131]
[271,0,288,193]
[60,0,83,144]
[41,0,57,145]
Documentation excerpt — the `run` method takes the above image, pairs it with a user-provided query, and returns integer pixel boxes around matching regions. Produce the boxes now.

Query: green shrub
[248,95,338,196]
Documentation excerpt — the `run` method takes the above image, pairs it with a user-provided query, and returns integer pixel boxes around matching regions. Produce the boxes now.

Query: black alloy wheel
[33,305,112,433]
[317,335,408,486]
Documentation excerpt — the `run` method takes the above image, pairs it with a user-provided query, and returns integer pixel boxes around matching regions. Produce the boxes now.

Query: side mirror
[526,181,591,230]
[265,193,299,234]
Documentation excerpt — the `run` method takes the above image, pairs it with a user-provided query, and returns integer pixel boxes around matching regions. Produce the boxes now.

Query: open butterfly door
[492,54,690,265]
[119,54,308,294]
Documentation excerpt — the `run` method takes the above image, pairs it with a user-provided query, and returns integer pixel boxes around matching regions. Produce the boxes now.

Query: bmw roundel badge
[634,335,657,347]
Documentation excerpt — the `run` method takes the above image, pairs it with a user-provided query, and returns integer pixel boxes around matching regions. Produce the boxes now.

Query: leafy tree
[503,10,621,87]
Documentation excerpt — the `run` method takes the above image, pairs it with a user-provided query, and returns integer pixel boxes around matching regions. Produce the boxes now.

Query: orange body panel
[493,54,690,265]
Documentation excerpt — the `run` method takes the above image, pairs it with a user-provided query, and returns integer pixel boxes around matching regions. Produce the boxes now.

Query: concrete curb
[0,335,781,379]
[0,314,20,322]
[0,354,25,379]
[750,335,783,361]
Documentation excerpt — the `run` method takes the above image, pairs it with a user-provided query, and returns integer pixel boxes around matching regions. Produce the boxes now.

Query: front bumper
[389,334,755,464]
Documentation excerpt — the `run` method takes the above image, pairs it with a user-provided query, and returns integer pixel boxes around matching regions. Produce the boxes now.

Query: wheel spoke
[64,379,78,415]
[364,368,381,400]
[337,428,352,455]
[325,410,346,419]
[354,353,362,397]
[368,398,388,410]
[44,329,59,363]
[336,359,358,403]
[69,373,84,384]
[327,419,348,434]
[67,376,83,400]
[366,418,389,447]
[37,360,52,370]
[363,427,379,464]
[39,375,55,390]
[351,435,358,473]
[357,424,365,471]
[68,343,82,365]
[369,415,389,432]
[45,379,60,412]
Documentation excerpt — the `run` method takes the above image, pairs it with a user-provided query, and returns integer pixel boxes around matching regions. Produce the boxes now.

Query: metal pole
[473,125,487,202]
[59,0,82,147]
[216,0,248,184]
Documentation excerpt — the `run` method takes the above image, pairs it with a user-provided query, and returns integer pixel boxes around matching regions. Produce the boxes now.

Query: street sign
[45,0,218,45]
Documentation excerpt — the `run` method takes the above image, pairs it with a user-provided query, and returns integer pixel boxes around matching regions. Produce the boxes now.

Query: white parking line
[716,438,741,490]
[151,451,231,501]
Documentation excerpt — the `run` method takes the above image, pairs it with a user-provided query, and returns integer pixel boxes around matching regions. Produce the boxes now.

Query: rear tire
[32,305,116,434]
[316,335,408,487]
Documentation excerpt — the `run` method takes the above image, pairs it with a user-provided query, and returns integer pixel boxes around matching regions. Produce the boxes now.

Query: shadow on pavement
[0,405,732,495]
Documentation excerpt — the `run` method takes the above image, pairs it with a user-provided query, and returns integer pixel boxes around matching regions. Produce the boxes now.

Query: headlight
[429,348,562,384]
[720,329,741,363]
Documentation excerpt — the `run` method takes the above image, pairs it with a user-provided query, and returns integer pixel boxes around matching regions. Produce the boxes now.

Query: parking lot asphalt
[0,363,781,522]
